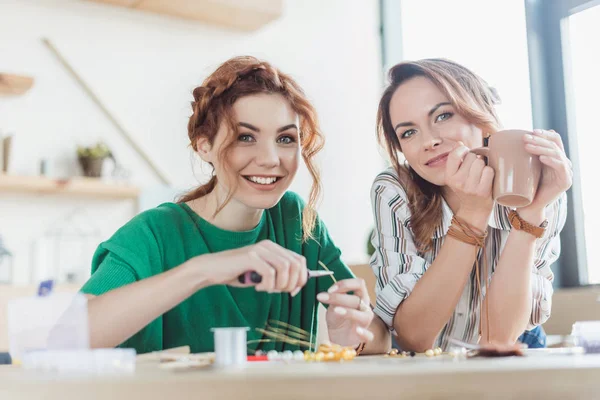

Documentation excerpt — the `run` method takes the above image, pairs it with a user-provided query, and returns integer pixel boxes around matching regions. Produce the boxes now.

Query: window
[399,0,533,130]
[565,4,600,283]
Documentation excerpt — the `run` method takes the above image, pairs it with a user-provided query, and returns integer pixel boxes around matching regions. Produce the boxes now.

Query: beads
[293,350,304,361]
[449,347,468,359]
[386,349,414,358]
[303,344,357,362]
[387,347,443,358]
[267,344,357,363]
[266,350,297,361]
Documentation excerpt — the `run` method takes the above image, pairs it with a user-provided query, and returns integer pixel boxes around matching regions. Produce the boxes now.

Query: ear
[195,137,213,163]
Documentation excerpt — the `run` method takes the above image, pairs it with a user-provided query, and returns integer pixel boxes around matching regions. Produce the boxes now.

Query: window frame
[380,0,600,287]
[525,0,600,286]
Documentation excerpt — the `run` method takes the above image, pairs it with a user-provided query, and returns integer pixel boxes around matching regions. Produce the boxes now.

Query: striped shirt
[369,167,567,350]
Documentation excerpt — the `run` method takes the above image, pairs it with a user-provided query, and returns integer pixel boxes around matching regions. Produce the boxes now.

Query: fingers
[524,137,563,158]
[539,155,573,184]
[321,278,375,344]
[445,142,470,177]
[318,292,364,310]
[525,130,572,165]
[479,166,495,196]
[456,153,478,181]
[446,151,478,193]
[524,131,573,182]
[253,247,289,292]
[329,306,373,327]
[356,327,375,343]
[251,241,307,295]
[262,241,306,294]
[531,129,565,151]
[465,156,486,192]
[248,251,277,292]
[327,278,369,303]
[319,290,375,336]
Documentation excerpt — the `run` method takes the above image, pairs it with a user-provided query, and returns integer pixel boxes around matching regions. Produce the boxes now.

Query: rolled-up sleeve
[528,193,567,329]
[369,174,430,329]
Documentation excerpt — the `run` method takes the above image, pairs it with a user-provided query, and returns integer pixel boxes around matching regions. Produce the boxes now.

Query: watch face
[540,220,549,228]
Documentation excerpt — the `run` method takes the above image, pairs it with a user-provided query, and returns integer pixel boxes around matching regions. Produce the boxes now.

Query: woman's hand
[522,129,573,212]
[317,278,375,347]
[445,142,495,227]
[191,240,307,296]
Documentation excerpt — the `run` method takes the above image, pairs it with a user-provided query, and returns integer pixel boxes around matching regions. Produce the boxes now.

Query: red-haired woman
[81,56,389,355]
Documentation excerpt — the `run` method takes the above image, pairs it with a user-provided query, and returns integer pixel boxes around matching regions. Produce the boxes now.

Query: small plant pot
[78,156,105,178]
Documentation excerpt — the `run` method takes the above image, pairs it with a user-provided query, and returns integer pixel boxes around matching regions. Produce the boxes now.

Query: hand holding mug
[470,129,543,208]
[445,143,495,226]
[522,129,573,211]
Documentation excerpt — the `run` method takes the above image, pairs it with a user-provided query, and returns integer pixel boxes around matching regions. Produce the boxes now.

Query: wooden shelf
[86,0,283,31]
[0,73,34,96]
[0,174,139,199]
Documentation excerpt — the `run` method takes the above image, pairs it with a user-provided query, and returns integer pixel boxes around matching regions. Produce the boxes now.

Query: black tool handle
[238,271,263,284]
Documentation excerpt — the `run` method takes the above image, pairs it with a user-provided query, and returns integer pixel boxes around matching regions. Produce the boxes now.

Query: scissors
[238,269,333,284]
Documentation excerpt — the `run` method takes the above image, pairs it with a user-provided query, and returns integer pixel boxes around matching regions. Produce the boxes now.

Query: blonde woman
[370,59,571,352]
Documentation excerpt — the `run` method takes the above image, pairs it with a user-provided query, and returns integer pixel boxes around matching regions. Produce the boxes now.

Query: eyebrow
[238,122,299,133]
[393,102,452,131]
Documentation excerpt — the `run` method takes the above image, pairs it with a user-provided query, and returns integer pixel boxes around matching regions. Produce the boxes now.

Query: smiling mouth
[426,152,450,166]
[243,176,282,185]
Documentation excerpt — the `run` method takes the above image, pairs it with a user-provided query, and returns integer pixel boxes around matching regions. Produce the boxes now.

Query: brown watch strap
[508,210,547,238]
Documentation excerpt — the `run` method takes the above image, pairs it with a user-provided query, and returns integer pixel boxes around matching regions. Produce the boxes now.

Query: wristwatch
[508,210,548,238]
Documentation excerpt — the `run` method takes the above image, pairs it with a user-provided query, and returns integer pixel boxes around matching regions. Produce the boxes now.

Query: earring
[403,159,410,169]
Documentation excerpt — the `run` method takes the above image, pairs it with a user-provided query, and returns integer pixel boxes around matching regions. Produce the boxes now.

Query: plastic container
[21,349,136,374]
[7,292,89,361]
[212,327,249,367]
[7,290,136,374]
[571,321,600,353]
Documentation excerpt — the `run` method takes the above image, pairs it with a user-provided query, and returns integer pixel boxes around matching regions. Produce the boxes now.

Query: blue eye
[238,134,255,142]
[401,129,417,139]
[435,112,453,122]
[277,135,296,144]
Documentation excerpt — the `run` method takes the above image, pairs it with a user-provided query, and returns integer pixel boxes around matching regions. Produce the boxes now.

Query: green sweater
[81,191,354,354]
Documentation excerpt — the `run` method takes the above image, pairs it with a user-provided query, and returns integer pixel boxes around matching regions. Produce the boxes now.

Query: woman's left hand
[523,129,573,211]
[317,278,375,347]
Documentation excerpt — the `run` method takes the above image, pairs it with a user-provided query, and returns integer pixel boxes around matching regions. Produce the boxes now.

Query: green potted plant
[366,228,375,257]
[77,142,111,178]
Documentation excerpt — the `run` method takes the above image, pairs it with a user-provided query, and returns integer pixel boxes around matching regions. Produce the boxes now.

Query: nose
[255,141,280,168]
[422,128,442,151]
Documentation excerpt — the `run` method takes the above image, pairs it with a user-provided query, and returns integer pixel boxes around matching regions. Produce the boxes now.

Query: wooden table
[1,354,599,399]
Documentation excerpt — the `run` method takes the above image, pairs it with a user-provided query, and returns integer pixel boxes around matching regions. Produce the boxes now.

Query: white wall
[0,0,383,284]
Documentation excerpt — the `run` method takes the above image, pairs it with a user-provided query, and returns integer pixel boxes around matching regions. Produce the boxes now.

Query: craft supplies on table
[6,280,136,374]
[572,321,600,353]
[212,327,249,367]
